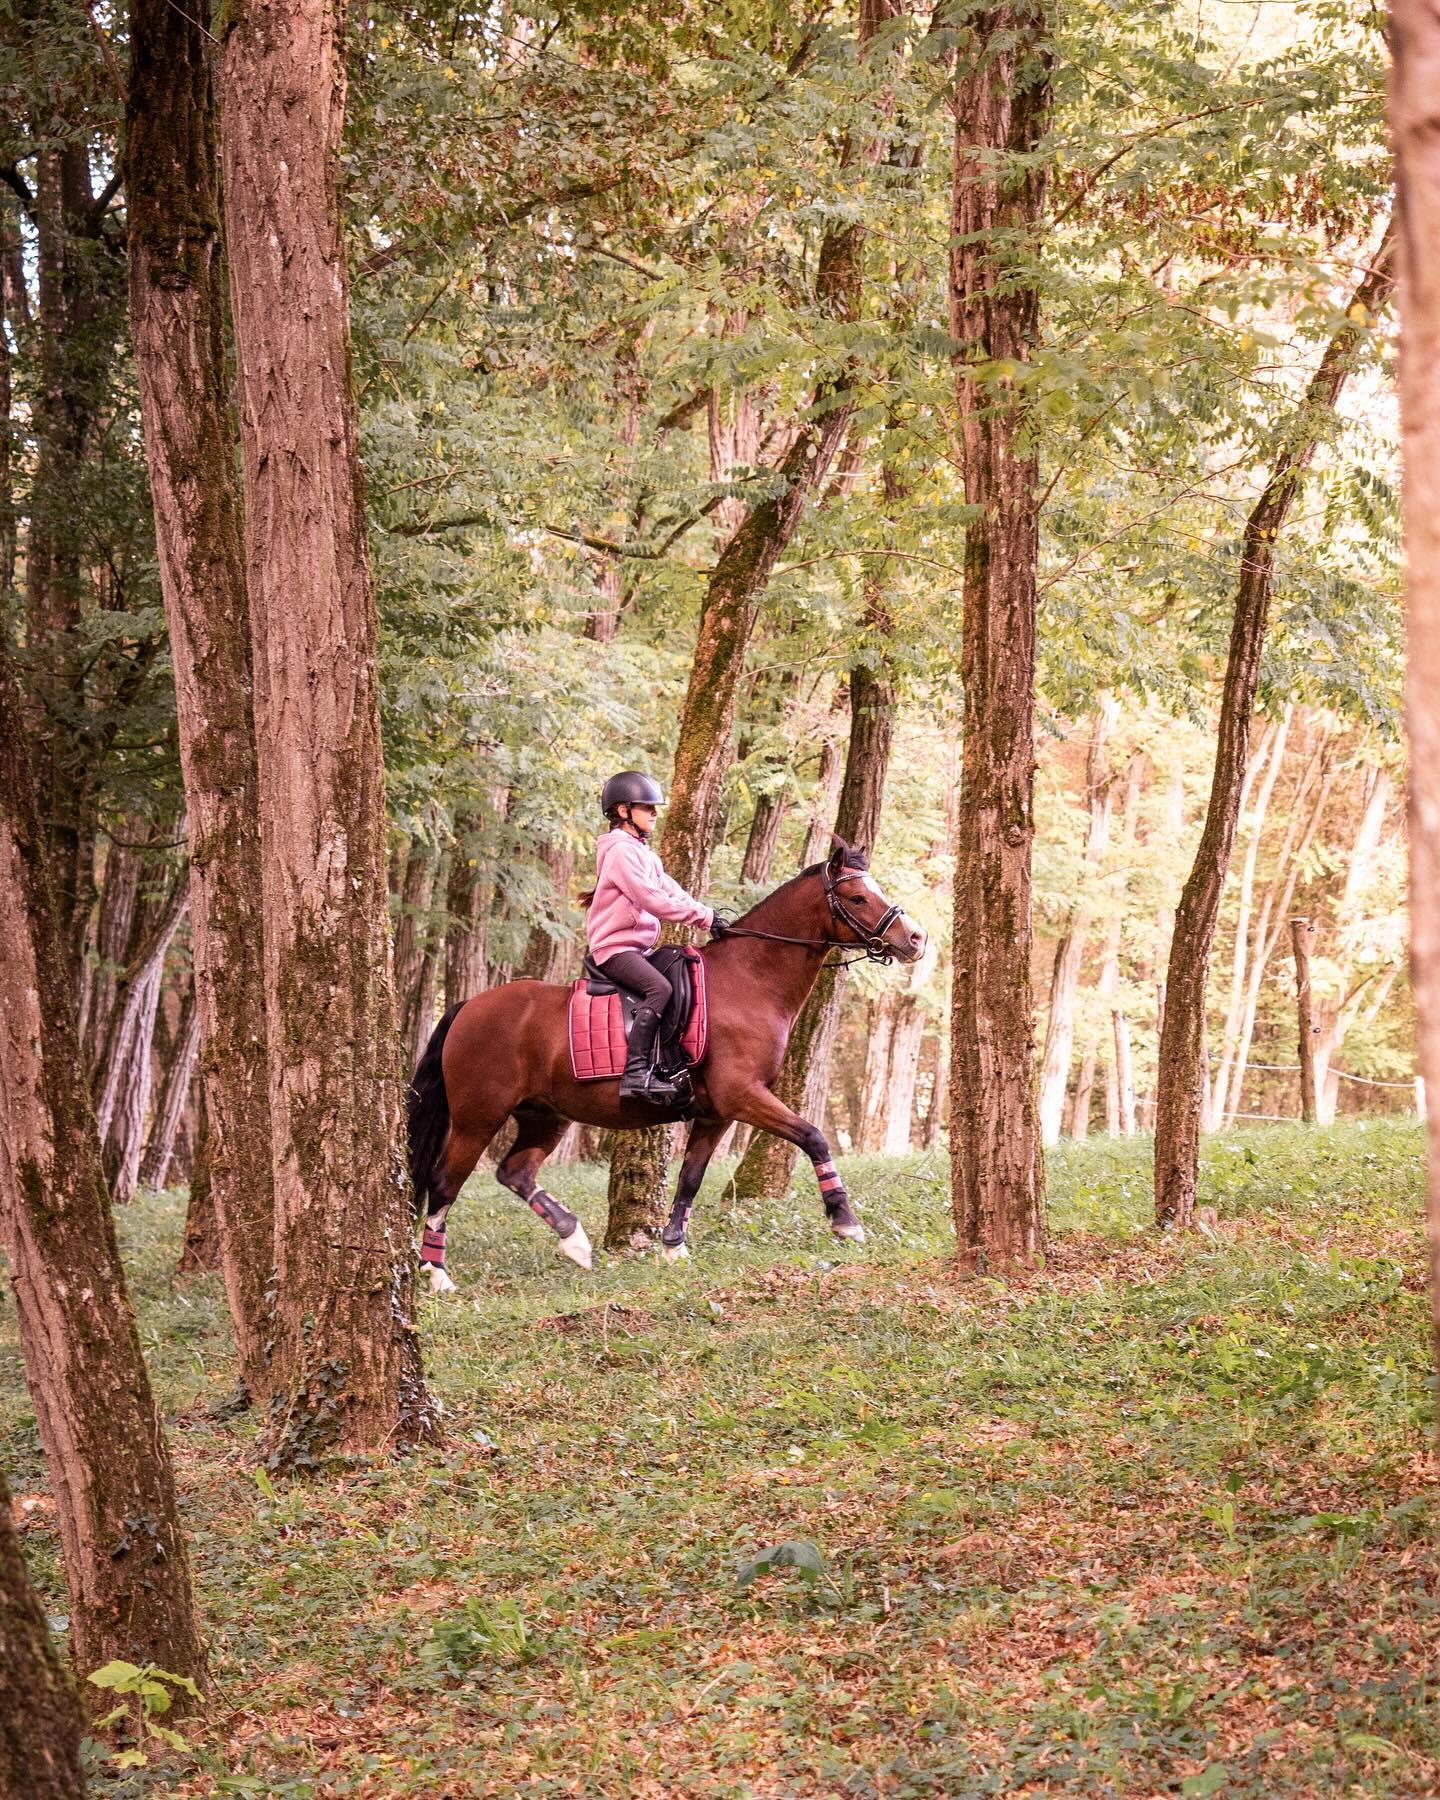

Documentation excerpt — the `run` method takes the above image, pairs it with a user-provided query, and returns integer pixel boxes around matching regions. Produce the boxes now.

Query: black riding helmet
[601,770,666,819]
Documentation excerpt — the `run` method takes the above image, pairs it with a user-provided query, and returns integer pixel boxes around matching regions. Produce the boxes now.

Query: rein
[718,872,903,966]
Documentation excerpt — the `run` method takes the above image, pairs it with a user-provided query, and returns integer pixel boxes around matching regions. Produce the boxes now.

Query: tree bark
[0,1465,87,1797]
[127,0,278,1401]
[0,665,207,1687]
[105,959,165,1206]
[444,805,497,1008]
[1314,766,1393,1122]
[1038,699,1115,1144]
[858,996,899,1153]
[1112,1009,1136,1136]
[948,3,1050,1267]
[1396,0,1440,1412]
[1291,917,1319,1123]
[1154,223,1395,1227]
[1211,711,1288,1122]
[141,986,202,1191]
[883,997,927,1154]
[219,0,436,1461]
[176,1108,220,1276]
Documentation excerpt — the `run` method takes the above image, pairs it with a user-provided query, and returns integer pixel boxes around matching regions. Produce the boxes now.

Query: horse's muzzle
[892,917,928,963]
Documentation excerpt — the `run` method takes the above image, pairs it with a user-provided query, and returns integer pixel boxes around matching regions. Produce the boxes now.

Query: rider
[586,771,728,1102]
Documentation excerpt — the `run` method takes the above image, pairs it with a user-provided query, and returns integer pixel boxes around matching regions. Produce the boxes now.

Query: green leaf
[1182,1766,1229,1798]
[113,1749,149,1770]
[88,1660,143,1691]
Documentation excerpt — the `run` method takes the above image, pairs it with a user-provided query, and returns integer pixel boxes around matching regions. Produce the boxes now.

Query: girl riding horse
[408,831,925,1288]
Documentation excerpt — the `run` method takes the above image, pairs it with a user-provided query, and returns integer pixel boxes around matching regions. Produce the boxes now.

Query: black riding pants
[599,950,672,1014]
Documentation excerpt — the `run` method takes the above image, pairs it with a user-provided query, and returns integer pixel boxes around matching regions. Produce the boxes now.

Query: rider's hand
[709,911,731,939]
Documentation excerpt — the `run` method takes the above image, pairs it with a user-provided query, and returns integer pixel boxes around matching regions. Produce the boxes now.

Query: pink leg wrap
[420,1224,447,1268]
[815,1158,845,1197]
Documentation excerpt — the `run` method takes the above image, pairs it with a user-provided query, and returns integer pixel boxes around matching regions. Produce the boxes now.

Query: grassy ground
[2,1120,1437,1798]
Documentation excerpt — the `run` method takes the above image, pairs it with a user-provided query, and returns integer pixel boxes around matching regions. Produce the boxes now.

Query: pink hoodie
[586,828,713,961]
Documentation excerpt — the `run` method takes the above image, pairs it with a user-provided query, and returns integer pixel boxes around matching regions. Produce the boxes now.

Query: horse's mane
[733,839,869,928]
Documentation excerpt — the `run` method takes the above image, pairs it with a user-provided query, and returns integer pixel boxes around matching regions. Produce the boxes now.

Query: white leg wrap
[424,1262,458,1295]
[557,1219,593,1271]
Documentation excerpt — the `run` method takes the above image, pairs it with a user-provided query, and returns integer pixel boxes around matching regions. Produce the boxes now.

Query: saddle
[568,945,708,1084]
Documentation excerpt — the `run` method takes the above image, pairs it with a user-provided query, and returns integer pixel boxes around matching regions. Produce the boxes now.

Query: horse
[406,837,927,1286]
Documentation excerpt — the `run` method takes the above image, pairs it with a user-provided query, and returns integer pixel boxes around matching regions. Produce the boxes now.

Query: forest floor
[2,1119,1437,1799]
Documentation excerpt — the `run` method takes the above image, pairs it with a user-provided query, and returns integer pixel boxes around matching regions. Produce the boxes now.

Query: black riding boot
[619,1005,681,1102]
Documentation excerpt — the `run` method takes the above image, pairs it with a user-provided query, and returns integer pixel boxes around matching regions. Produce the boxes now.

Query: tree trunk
[1313,766,1393,1122]
[127,0,278,1403]
[1038,699,1115,1144]
[105,960,165,1206]
[92,880,187,1155]
[81,838,143,1071]
[1292,916,1319,1123]
[1211,711,1289,1122]
[0,667,207,1687]
[521,839,576,985]
[1224,741,1335,1124]
[391,840,437,1046]
[406,855,446,1072]
[1112,1009,1136,1136]
[141,987,202,1191]
[799,726,845,868]
[858,996,899,1153]
[444,806,496,1008]
[883,998,927,1154]
[948,4,1050,1267]
[176,1108,220,1276]
[1392,4,1440,1425]
[741,789,791,886]
[219,0,436,1461]
[0,1465,87,1797]
[1154,223,1395,1227]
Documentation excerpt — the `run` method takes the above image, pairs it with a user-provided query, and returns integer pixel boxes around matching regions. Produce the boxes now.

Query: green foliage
[87,1659,201,1769]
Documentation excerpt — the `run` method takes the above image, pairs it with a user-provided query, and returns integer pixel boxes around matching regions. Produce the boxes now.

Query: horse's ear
[853,843,870,869]
[827,833,853,873]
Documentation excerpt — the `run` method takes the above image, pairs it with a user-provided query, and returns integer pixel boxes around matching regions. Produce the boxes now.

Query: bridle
[717,868,906,966]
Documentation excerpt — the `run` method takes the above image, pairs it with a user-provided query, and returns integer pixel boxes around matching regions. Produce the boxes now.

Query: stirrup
[620,1060,682,1102]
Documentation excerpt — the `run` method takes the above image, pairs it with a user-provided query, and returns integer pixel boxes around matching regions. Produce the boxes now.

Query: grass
[2,1119,1437,1798]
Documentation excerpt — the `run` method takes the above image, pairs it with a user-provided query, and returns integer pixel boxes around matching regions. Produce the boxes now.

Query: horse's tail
[407,1002,462,1215]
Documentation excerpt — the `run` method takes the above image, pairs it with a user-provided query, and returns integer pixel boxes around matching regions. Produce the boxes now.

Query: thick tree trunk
[141,987,202,1191]
[127,0,277,1401]
[0,669,207,1686]
[948,5,1050,1266]
[219,0,435,1460]
[0,1465,87,1797]
[1154,225,1395,1227]
[1038,700,1115,1144]
[1392,3,1440,1427]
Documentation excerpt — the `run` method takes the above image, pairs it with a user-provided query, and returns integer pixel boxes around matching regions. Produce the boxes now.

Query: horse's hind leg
[660,1116,730,1263]
[496,1103,592,1271]
[420,1124,499,1295]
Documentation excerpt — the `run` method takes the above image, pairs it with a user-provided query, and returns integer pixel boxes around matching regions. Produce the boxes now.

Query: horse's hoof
[557,1221,593,1271]
[831,1219,866,1245]
[423,1263,458,1295]
[660,1239,690,1264]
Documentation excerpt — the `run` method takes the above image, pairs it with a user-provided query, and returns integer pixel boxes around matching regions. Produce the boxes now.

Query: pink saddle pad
[568,951,708,1082]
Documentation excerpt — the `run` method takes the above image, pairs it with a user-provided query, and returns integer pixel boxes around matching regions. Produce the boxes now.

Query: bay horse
[406,838,926,1286]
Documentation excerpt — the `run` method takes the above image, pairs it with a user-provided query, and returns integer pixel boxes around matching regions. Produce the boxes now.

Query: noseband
[719,870,904,965]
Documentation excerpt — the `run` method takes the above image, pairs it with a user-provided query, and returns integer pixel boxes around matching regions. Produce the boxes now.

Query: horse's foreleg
[496,1104,592,1271]
[727,1085,865,1244]
[420,1128,492,1294]
[661,1116,730,1262]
